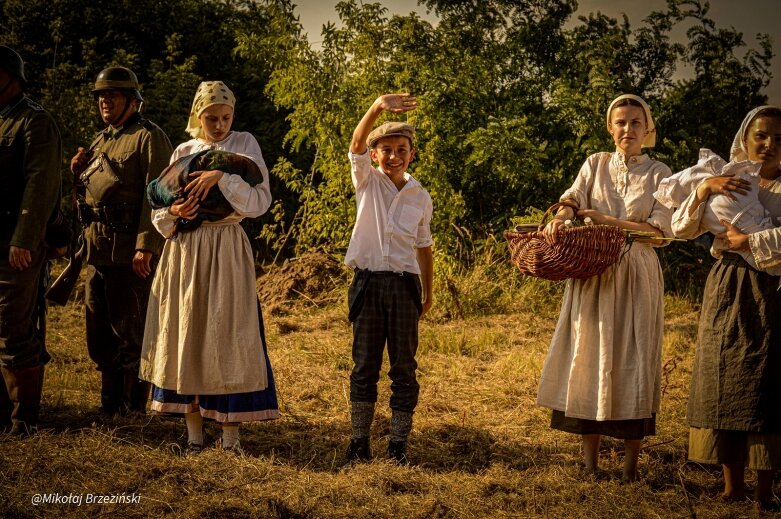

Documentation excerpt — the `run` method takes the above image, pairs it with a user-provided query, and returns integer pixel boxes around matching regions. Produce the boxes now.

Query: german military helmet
[0,45,26,85]
[92,66,143,101]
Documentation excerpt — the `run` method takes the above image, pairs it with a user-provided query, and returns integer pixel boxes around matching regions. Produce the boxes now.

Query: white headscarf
[606,94,656,148]
[729,105,781,161]
[185,81,236,139]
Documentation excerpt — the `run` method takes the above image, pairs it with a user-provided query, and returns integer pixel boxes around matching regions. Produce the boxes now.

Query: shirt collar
[102,112,141,139]
[377,166,420,191]
[613,150,649,167]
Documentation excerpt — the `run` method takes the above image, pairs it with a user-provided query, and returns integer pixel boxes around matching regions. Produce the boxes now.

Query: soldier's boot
[1,365,44,436]
[99,370,123,416]
[122,372,149,415]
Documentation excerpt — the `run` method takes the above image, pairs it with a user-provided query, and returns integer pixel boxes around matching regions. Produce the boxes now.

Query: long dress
[673,178,781,468]
[139,131,279,423]
[536,151,672,437]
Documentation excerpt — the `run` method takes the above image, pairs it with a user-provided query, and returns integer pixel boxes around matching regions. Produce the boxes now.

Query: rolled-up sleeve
[749,228,781,270]
[671,189,708,239]
[560,155,598,208]
[648,201,673,240]
[349,148,372,190]
[646,165,674,240]
[415,195,434,249]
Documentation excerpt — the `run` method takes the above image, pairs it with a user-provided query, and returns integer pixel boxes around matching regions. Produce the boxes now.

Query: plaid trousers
[348,269,422,412]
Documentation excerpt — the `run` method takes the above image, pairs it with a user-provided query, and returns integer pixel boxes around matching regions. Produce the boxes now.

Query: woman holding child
[139,81,279,454]
[536,94,673,481]
[672,106,781,509]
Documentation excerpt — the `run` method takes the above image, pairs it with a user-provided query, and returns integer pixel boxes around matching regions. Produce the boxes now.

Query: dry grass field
[0,252,776,518]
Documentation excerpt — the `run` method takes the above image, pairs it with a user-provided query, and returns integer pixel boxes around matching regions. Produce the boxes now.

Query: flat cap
[367,121,415,148]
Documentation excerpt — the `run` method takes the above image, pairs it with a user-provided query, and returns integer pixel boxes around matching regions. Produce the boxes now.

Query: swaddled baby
[654,148,781,275]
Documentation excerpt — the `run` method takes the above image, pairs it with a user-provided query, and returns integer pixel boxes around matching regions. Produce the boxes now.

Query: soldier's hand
[70,147,91,175]
[132,250,154,278]
[9,246,32,271]
[185,170,224,201]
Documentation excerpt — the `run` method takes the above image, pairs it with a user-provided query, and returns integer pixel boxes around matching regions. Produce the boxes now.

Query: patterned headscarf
[729,105,781,161]
[185,81,236,139]
[606,94,656,148]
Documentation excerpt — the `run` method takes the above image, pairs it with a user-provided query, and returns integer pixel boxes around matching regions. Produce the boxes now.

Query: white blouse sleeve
[646,164,674,239]
[748,228,781,270]
[560,154,600,208]
[671,188,709,239]
[348,148,373,190]
[217,134,272,217]
[151,207,177,238]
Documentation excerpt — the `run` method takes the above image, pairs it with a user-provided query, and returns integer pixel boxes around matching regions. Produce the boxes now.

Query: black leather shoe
[388,440,408,465]
[346,437,372,462]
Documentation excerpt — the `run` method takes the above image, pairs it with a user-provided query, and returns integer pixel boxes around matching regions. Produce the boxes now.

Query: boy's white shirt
[345,149,433,274]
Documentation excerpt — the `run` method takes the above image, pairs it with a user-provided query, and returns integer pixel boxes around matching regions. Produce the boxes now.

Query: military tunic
[83,112,169,264]
[80,112,172,378]
[0,93,61,368]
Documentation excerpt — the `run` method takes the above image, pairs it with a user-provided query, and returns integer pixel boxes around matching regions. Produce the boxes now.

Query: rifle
[46,165,87,307]
[45,235,85,306]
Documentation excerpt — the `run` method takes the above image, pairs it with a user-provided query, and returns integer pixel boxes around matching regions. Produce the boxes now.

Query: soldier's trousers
[0,242,49,369]
[85,264,152,375]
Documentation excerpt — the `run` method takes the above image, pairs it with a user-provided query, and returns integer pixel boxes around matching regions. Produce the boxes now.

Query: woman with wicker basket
[536,94,673,482]
[671,106,781,509]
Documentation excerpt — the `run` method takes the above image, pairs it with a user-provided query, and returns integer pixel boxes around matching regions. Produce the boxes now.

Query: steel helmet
[0,45,26,86]
[92,66,143,101]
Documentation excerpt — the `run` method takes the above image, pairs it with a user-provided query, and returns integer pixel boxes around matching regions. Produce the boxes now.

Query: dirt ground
[256,251,351,313]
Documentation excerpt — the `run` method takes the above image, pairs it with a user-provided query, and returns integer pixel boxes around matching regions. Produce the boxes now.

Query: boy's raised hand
[351,93,418,154]
[378,93,417,113]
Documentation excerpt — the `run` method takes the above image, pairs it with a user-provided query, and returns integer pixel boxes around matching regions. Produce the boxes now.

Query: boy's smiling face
[370,135,415,178]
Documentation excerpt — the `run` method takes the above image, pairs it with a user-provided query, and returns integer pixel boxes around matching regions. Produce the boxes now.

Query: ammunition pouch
[80,152,121,202]
[77,202,140,233]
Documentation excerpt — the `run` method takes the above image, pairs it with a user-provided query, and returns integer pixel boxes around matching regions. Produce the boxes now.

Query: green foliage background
[1,0,774,293]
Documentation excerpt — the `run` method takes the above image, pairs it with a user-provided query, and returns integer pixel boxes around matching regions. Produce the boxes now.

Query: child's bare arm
[416,245,434,316]
[349,94,417,154]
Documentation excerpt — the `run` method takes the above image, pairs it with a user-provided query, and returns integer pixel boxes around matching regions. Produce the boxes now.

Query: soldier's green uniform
[77,67,172,415]
[0,46,62,435]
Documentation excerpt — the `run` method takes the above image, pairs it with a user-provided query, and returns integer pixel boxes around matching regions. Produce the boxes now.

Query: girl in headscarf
[536,94,673,481]
[140,81,279,454]
[671,106,781,509]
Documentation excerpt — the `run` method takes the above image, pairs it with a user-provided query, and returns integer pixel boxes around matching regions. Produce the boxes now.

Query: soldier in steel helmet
[0,45,62,435]
[70,66,172,417]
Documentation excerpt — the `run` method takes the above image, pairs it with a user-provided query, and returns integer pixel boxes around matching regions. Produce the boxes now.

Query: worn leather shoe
[388,440,408,465]
[346,437,372,462]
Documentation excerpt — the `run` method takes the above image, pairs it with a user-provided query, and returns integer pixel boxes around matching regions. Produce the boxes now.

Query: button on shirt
[345,149,433,274]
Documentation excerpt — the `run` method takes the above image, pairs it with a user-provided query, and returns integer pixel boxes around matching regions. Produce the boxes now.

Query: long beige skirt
[140,220,268,395]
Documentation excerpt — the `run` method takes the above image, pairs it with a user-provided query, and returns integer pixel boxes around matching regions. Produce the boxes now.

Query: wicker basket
[504,202,628,281]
